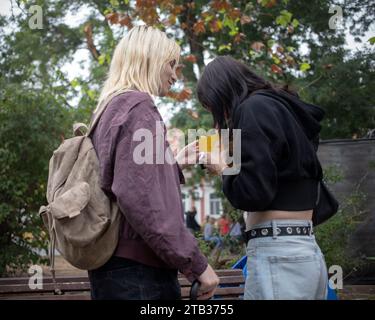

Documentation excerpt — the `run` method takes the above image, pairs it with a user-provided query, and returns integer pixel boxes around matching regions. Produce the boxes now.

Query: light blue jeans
[245,220,328,300]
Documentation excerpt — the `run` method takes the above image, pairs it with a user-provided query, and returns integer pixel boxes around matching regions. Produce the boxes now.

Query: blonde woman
[88,26,219,300]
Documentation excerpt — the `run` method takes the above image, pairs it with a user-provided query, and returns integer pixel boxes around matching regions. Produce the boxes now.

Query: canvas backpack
[39,90,128,287]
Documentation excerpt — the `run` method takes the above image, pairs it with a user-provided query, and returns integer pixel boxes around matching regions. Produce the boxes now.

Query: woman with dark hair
[197,56,328,300]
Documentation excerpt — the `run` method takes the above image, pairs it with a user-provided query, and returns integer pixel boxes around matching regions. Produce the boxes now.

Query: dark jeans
[88,256,181,300]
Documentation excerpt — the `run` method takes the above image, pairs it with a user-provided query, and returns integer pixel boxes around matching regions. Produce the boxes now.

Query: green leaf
[124,0,130,4]
[223,16,233,29]
[70,79,79,88]
[223,16,239,36]
[249,49,262,59]
[267,39,275,48]
[276,10,292,27]
[276,16,287,27]
[281,10,293,23]
[98,54,106,65]
[110,0,120,7]
[87,89,96,100]
[292,18,299,28]
[105,53,111,65]
[369,37,375,45]
[272,55,281,64]
[249,49,256,57]
[218,44,231,52]
[204,15,214,23]
[300,62,311,72]
[229,28,239,36]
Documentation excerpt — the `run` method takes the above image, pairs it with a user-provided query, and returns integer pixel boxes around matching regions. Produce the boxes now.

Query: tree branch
[84,23,101,61]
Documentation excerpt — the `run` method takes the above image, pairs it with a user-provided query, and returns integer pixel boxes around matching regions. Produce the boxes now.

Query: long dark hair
[197,56,295,130]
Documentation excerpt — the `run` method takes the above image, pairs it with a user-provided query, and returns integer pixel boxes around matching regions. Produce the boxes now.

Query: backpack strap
[87,89,132,137]
[73,123,88,136]
[49,219,62,295]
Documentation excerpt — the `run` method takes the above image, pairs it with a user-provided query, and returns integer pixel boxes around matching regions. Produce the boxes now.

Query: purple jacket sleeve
[110,99,207,282]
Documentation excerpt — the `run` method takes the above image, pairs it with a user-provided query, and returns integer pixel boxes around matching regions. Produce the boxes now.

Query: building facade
[180,176,223,225]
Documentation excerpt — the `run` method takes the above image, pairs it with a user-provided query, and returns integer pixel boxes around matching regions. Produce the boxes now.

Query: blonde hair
[95,25,180,112]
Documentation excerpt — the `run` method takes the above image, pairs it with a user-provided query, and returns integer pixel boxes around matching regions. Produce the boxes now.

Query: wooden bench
[0,269,244,300]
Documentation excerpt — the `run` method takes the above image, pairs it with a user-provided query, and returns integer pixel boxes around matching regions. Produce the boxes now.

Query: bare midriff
[246,210,313,230]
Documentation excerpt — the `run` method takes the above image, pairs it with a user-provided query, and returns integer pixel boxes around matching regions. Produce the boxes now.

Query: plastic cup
[198,133,220,153]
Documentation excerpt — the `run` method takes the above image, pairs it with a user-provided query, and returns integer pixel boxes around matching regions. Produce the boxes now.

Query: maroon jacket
[91,91,207,282]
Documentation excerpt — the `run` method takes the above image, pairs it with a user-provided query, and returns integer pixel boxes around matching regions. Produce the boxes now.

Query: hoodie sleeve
[222,95,286,211]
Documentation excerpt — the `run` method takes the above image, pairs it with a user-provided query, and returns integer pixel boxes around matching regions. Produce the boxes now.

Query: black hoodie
[223,89,325,212]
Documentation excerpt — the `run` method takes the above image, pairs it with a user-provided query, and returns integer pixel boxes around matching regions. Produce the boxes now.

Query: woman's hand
[175,140,199,170]
[200,150,228,176]
[196,264,220,300]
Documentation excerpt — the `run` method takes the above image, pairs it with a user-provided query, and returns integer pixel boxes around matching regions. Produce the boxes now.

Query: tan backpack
[39,90,128,285]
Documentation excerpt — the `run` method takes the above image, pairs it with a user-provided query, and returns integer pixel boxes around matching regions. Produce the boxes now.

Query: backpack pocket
[50,182,90,219]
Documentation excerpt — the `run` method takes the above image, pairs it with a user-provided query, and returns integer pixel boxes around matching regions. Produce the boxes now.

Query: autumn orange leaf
[166,91,177,99]
[240,15,252,25]
[234,33,246,44]
[271,64,283,74]
[105,12,119,24]
[211,0,231,11]
[171,5,185,15]
[210,20,222,33]
[276,46,284,53]
[166,88,192,102]
[251,41,265,52]
[168,14,176,25]
[229,8,241,20]
[118,14,133,28]
[177,88,192,101]
[193,20,206,35]
[187,109,199,120]
[265,0,277,8]
[184,54,197,63]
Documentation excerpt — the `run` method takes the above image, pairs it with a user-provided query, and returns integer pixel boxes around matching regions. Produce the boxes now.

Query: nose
[171,70,177,83]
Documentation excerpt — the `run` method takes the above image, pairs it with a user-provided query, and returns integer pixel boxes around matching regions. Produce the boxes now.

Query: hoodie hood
[254,89,325,140]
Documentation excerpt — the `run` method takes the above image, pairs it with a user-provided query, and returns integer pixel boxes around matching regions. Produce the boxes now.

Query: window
[210,193,222,216]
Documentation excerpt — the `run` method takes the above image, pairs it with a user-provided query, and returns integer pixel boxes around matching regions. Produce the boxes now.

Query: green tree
[0,83,73,275]
[300,49,375,139]
[0,5,80,274]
